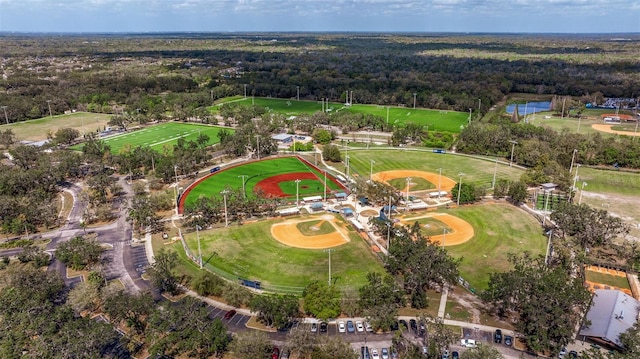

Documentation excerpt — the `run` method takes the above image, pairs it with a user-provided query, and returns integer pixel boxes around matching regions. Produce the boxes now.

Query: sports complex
[176,150,547,294]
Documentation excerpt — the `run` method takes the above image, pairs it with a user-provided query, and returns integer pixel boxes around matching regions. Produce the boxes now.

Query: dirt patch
[270,214,350,249]
[372,170,457,192]
[401,213,474,246]
[592,124,640,136]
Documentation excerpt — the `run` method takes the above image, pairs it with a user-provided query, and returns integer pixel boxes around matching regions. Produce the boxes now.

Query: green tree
[192,270,225,297]
[249,293,299,329]
[102,289,154,336]
[358,272,403,331]
[148,248,180,295]
[322,144,342,162]
[55,236,103,270]
[229,330,272,359]
[507,180,528,204]
[460,344,503,359]
[450,182,477,205]
[53,127,80,145]
[312,128,333,144]
[311,336,359,359]
[303,281,341,321]
[482,253,591,355]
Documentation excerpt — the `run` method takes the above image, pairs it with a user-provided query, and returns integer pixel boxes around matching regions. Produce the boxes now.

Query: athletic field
[210,97,469,133]
[76,122,230,154]
[2,112,111,141]
[180,156,345,210]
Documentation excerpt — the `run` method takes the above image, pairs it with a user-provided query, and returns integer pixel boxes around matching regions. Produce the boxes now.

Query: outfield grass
[585,270,631,290]
[297,220,335,236]
[577,167,640,196]
[3,112,112,141]
[210,97,468,133]
[344,148,524,189]
[92,122,229,154]
[406,217,451,237]
[441,204,546,292]
[182,157,343,207]
[184,215,384,291]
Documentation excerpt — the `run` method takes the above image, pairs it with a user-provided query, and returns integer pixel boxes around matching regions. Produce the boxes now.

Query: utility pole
[509,140,518,167]
[1,106,8,125]
[46,100,53,117]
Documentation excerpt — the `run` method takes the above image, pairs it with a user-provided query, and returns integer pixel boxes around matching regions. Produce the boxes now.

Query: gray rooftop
[579,289,639,348]
[272,133,293,141]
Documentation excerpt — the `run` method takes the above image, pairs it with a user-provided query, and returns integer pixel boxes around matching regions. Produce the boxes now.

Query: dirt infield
[592,124,640,136]
[255,172,320,197]
[372,170,457,192]
[401,213,474,246]
[270,214,350,249]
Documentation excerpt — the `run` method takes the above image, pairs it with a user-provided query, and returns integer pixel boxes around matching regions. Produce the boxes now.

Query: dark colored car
[494,329,503,344]
[271,347,280,359]
[569,350,578,358]
[389,321,399,331]
[223,309,236,320]
[504,335,513,346]
[452,351,459,359]
[319,321,328,333]
[399,319,409,330]
[410,319,417,332]
[347,320,355,333]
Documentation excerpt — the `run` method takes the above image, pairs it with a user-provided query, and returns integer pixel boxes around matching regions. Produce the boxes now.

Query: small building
[303,195,322,203]
[272,133,293,144]
[342,208,354,217]
[278,207,300,216]
[310,202,324,211]
[349,218,365,231]
[579,289,640,350]
[334,192,348,201]
[540,183,557,193]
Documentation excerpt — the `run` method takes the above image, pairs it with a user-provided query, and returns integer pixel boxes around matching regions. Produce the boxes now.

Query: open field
[526,108,639,137]
[585,270,630,290]
[2,112,111,141]
[211,97,469,133]
[183,214,383,292]
[344,148,524,189]
[79,122,229,154]
[181,157,344,209]
[442,204,547,292]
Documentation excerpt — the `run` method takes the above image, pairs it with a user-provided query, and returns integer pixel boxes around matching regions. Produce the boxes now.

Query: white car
[356,321,365,332]
[460,339,477,348]
[365,321,373,332]
[371,348,380,359]
[338,321,346,333]
[381,347,389,359]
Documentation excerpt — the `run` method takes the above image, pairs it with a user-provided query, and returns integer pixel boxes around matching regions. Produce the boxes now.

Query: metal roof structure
[579,289,639,349]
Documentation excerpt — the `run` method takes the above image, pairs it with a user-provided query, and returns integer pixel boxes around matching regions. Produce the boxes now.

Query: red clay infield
[255,172,322,197]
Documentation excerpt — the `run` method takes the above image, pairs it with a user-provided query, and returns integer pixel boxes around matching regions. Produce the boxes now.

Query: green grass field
[343,148,524,189]
[211,97,469,133]
[86,122,229,154]
[577,167,640,196]
[585,270,631,290]
[183,215,384,292]
[182,157,343,207]
[441,204,547,291]
[2,112,112,141]
[406,217,451,237]
[297,220,335,236]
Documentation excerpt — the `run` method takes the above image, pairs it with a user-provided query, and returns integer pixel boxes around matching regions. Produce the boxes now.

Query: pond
[506,101,552,115]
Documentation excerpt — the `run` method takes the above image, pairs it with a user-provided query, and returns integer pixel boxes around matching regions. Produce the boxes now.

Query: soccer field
[211,97,469,133]
[98,122,229,154]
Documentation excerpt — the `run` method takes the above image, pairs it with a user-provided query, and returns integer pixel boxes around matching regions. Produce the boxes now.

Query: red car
[223,309,236,320]
[271,347,280,359]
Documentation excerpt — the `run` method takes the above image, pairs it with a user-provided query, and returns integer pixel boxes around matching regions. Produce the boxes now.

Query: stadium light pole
[323,170,327,202]
[634,119,639,142]
[413,92,417,109]
[492,157,498,189]
[387,222,391,250]
[254,134,261,160]
[196,225,202,269]
[345,155,350,183]
[386,106,390,126]
[244,84,247,98]
[295,179,301,208]
[468,108,472,125]
[370,159,375,181]
[238,175,248,199]
[46,100,53,117]
[1,106,8,124]
[509,140,518,167]
[221,190,229,227]
[572,164,581,193]
[442,228,447,248]
[405,177,412,209]
[173,165,179,215]
[438,168,443,199]
[456,173,465,206]
[545,230,553,266]
[569,149,578,175]
[296,86,300,101]
[579,182,587,205]
[325,249,333,286]
[478,98,481,118]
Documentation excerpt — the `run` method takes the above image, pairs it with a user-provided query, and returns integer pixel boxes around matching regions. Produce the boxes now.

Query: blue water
[506,101,552,115]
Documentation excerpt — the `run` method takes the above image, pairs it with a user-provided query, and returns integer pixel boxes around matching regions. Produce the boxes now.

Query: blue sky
[1,0,639,33]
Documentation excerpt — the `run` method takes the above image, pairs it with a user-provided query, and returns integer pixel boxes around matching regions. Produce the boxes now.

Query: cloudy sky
[1,0,638,33]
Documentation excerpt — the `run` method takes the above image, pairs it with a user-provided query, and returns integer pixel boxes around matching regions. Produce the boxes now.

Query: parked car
[442,349,449,359]
[452,351,459,359]
[389,321,399,331]
[381,347,389,359]
[319,321,328,333]
[568,350,578,358]
[504,335,513,346]
[410,319,417,332]
[494,329,502,344]
[271,347,280,359]
[310,322,318,332]
[399,320,409,330]
[365,321,373,332]
[338,321,346,333]
[559,347,567,359]
[223,309,236,320]
[371,348,380,359]
[356,320,365,332]
[460,339,477,348]
[347,320,356,333]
